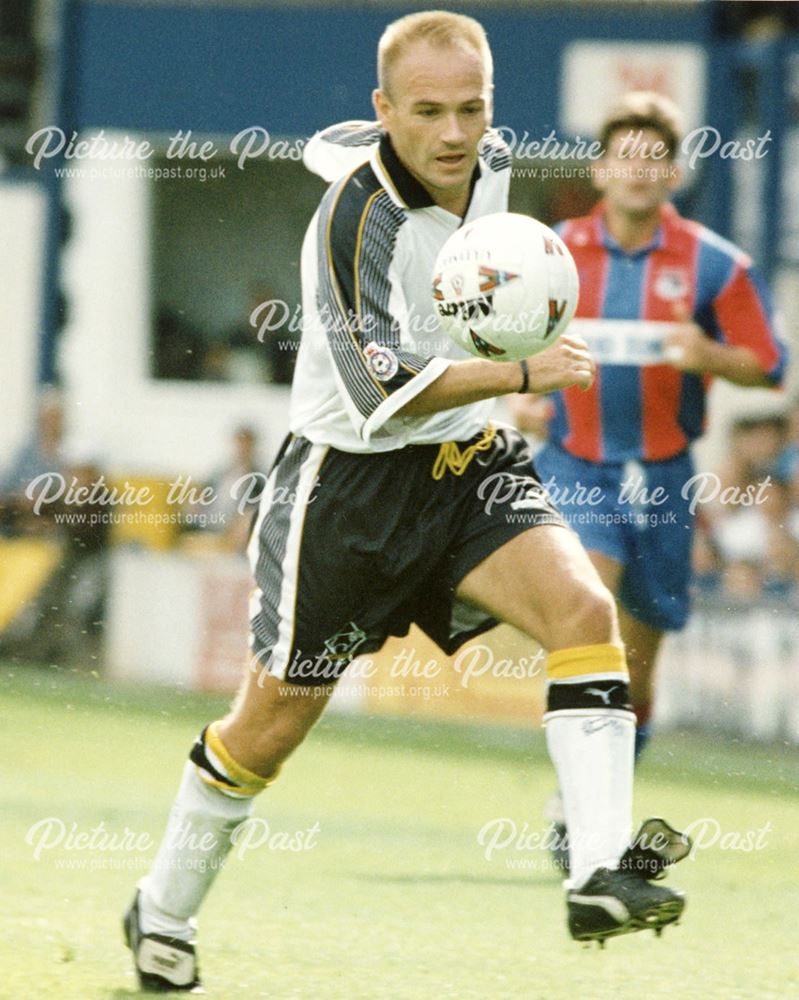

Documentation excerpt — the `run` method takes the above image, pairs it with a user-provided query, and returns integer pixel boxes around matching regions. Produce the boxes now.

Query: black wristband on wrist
[518,359,530,394]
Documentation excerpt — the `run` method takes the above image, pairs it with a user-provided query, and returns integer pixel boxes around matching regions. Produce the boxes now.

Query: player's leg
[585,549,622,592]
[531,447,633,872]
[216,667,333,775]
[584,550,661,758]
[127,438,338,991]
[126,673,331,991]
[617,605,664,759]
[614,451,696,760]
[456,522,686,943]
[456,523,617,648]
[456,524,635,887]
[537,546,664,884]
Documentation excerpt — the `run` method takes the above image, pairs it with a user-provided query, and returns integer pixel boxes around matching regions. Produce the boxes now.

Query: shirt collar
[375,133,481,213]
[592,200,678,255]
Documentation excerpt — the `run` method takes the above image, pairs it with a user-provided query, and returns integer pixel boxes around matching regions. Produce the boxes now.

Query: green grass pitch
[3,662,799,999]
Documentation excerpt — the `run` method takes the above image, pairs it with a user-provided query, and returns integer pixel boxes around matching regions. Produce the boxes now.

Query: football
[432,212,579,362]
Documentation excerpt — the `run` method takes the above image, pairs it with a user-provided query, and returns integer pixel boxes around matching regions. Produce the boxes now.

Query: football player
[124,20,689,992]
[516,90,787,867]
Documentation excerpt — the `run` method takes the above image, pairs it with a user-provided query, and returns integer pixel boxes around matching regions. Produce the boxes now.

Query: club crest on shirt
[364,341,399,382]
[654,268,690,301]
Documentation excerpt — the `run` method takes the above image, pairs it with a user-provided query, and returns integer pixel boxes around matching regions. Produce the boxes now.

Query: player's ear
[484,86,494,127]
[665,158,683,193]
[373,88,390,128]
[592,158,608,194]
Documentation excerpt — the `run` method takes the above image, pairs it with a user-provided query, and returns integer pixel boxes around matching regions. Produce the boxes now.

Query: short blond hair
[599,91,684,159]
[377,10,493,97]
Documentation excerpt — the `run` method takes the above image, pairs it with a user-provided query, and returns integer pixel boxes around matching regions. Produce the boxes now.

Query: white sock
[543,644,636,890]
[138,760,254,939]
[545,708,634,888]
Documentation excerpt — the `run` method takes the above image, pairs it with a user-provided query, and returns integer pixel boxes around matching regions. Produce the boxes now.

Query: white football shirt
[290,120,512,452]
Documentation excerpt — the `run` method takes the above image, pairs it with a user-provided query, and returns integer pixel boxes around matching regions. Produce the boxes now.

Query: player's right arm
[398,335,595,417]
[663,246,788,389]
[316,170,594,430]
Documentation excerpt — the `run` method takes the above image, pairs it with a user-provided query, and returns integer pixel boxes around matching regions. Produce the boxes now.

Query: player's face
[373,40,491,213]
[594,126,681,220]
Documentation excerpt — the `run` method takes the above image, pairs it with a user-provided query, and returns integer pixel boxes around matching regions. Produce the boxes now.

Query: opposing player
[514,91,787,860]
[123,20,689,991]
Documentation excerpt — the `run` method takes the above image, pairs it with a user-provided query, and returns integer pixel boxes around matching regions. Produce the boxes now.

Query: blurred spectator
[721,560,764,601]
[153,288,300,385]
[691,516,723,595]
[152,307,206,380]
[0,439,111,663]
[224,284,300,385]
[182,425,267,553]
[701,413,799,602]
[49,453,111,657]
[202,342,235,382]
[714,415,787,504]
[776,396,799,483]
[0,387,66,535]
[760,478,799,596]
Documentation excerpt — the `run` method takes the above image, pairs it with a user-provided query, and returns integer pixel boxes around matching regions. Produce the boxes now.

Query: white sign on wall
[561,42,706,139]
[59,144,291,478]
[0,180,46,466]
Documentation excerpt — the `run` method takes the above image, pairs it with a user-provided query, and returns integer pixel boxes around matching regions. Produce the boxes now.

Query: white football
[432,212,579,362]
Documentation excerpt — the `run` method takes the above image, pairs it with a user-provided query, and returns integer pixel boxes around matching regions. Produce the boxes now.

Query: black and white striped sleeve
[316,165,449,441]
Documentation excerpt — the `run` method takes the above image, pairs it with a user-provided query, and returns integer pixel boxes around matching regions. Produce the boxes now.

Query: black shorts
[248,424,564,685]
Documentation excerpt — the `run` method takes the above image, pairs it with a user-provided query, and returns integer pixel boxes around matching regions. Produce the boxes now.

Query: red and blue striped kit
[550,203,787,463]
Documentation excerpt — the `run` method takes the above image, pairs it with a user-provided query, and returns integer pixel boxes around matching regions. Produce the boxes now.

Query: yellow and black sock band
[545,643,632,714]
[190,723,277,796]
[546,678,632,714]
[546,642,627,680]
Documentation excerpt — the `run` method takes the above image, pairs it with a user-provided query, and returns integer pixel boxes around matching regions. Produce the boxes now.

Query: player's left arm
[664,262,788,388]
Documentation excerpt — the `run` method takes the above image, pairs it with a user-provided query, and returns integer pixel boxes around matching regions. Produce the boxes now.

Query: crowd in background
[1,389,797,664]
[693,403,799,603]
[0,392,268,662]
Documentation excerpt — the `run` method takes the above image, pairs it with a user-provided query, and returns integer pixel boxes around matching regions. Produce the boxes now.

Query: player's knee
[582,584,617,635]
[554,581,618,647]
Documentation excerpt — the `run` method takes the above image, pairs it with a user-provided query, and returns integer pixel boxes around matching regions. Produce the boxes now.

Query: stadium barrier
[655,598,799,743]
[105,550,798,743]
[106,548,250,691]
[0,538,62,633]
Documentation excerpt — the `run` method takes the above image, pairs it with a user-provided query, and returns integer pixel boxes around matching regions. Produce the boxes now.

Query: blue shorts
[533,444,695,631]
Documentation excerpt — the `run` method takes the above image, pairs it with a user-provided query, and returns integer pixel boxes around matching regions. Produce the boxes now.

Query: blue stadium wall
[65,2,711,136]
[62,1,744,251]
[39,1,747,384]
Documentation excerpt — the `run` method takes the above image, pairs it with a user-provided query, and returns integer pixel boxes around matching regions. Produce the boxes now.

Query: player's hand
[524,334,595,393]
[663,302,715,372]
